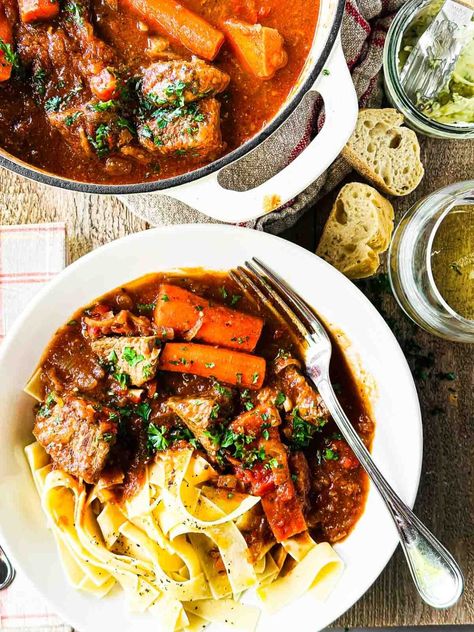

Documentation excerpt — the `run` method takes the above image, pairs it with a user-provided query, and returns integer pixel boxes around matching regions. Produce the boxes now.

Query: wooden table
[0,135,472,628]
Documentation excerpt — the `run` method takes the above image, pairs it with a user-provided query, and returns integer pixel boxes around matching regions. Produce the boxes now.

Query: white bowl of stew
[0,225,422,631]
[0,0,357,222]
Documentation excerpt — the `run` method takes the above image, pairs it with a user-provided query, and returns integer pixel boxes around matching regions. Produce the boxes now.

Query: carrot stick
[19,0,59,23]
[0,9,13,82]
[90,68,119,101]
[222,18,287,79]
[120,0,224,61]
[154,284,264,352]
[159,342,266,389]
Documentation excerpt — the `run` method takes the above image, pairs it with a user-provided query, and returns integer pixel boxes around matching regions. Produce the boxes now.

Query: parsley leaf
[136,402,151,421]
[122,347,145,367]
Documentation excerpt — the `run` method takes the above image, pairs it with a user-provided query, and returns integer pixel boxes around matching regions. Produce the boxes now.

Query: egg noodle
[25,441,343,631]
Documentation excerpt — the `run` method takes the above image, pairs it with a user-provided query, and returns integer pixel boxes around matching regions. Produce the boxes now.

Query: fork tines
[230,258,320,346]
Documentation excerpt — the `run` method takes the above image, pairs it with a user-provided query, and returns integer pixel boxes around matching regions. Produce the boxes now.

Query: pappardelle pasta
[24,270,374,630]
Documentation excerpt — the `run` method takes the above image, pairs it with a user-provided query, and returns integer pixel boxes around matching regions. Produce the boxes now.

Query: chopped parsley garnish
[117,116,136,135]
[65,111,82,126]
[161,294,170,302]
[88,123,111,158]
[137,302,156,313]
[262,428,270,440]
[437,371,457,381]
[32,68,47,95]
[230,295,241,306]
[210,403,220,419]
[275,391,286,407]
[142,363,152,379]
[113,372,129,389]
[147,422,199,453]
[219,286,228,299]
[289,408,324,449]
[136,402,151,421]
[251,372,259,384]
[244,401,254,411]
[90,100,119,112]
[213,381,232,398]
[264,457,279,470]
[322,448,338,461]
[102,432,114,443]
[205,362,216,369]
[38,392,56,416]
[45,96,63,112]
[108,349,118,364]
[164,80,187,106]
[147,424,169,452]
[0,38,20,71]
[65,0,84,24]
[122,346,145,367]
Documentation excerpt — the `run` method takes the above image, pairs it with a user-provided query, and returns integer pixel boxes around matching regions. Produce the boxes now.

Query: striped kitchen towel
[0,222,70,631]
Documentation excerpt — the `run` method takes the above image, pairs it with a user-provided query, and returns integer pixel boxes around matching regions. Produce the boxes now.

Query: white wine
[430,204,474,321]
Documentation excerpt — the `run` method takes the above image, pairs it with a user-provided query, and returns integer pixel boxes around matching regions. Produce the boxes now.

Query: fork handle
[314,377,464,609]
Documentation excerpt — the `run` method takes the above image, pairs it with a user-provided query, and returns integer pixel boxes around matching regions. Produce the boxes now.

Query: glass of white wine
[389,181,474,342]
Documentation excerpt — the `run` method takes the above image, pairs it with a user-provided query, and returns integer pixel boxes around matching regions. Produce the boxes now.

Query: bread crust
[341,108,424,196]
[316,182,394,279]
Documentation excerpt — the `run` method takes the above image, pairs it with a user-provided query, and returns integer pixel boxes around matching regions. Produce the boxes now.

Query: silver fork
[230,257,464,609]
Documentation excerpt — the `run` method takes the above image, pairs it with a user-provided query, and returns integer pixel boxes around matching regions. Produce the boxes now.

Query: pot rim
[0,0,345,195]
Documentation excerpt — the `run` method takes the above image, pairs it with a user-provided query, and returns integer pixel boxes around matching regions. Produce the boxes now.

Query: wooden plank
[0,170,147,260]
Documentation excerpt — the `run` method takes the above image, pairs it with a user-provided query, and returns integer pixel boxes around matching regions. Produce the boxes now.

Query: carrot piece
[159,342,266,389]
[19,0,59,23]
[222,18,287,79]
[0,9,13,82]
[120,0,224,61]
[154,284,264,352]
[90,68,120,101]
[230,408,307,541]
[261,489,307,541]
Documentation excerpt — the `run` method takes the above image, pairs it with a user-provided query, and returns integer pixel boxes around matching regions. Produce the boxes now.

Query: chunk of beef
[60,0,118,97]
[274,356,329,423]
[33,395,117,483]
[82,305,156,339]
[288,451,311,514]
[91,336,161,386]
[142,59,229,106]
[167,396,218,458]
[42,335,106,394]
[160,373,237,418]
[138,97,223,159]
[48,101,135,159]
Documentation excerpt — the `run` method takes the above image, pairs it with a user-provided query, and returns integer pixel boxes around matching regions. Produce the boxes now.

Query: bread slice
[342,109,424,196]
[316,183,394,279]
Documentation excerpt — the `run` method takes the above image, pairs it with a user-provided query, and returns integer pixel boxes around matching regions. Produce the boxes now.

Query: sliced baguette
[316,182,394,279]
[342,109,424,196]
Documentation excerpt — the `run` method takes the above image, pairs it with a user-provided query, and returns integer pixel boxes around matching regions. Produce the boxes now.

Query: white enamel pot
[0,0,357,223]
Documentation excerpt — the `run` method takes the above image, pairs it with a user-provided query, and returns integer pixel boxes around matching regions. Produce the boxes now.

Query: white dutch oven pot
[0,0,357,223]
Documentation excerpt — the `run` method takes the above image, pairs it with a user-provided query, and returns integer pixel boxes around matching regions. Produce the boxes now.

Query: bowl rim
[0,0,345,194]
[0,224,423,631]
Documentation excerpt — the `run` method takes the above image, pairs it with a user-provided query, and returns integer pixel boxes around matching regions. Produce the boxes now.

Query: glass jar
[389,181,474,342]
[383,0,474,139]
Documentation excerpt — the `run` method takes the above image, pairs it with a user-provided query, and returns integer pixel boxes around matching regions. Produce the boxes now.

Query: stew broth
[36,270,374,545]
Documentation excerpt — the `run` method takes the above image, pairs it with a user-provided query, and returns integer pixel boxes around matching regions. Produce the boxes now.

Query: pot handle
[164,36,357,223]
